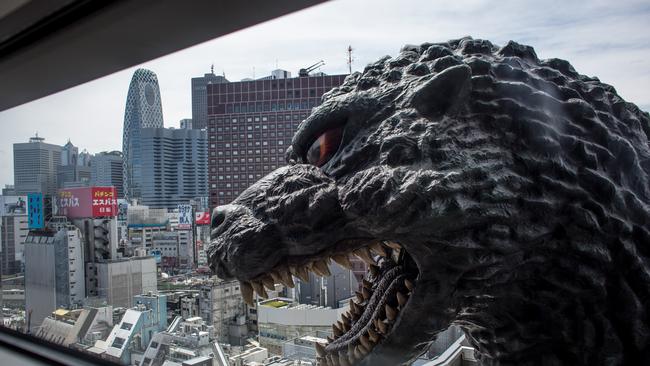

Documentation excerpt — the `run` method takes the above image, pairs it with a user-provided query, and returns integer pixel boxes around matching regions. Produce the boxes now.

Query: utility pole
[347,45,354,74]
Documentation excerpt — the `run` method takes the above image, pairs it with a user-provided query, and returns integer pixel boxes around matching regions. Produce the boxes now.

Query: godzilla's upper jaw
[215,236,450,366]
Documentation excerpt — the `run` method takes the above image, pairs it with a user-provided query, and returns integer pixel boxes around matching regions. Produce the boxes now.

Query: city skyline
[0,0,649,187]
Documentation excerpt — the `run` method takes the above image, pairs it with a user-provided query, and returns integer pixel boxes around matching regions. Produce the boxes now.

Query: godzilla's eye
[306,127,343,167]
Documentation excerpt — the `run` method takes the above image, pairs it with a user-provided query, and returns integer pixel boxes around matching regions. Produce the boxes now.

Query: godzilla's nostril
[211,205,229,230]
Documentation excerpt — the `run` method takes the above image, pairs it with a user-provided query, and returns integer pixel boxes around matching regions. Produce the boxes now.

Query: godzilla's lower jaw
[236,240,420,366]
[318,245,418,366]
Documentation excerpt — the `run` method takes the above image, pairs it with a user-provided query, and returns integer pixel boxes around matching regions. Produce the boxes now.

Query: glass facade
[122,69,165,202]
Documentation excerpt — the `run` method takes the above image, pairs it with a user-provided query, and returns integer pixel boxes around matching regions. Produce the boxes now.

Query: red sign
[195,212,210,225]
[57,187,118,218]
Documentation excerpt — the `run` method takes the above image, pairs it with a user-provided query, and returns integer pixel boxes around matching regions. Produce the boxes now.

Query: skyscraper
[92,151,125,198]
[13,135,62,196]
[191,70,228,131]
[139,127,207,209]
[58,140,92,188]
[206,70,347,207]
[122,69,164,202]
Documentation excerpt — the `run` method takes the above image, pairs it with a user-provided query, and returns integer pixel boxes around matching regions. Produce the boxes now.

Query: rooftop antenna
[211,63,214,74]
[347,45,354,74]
[253,67,255,79]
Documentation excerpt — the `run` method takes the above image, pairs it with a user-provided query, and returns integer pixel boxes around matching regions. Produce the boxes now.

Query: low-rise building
[87,293,167,365]
[24,223,85,332]
[257,298,349,355]
[86,256,157,308]
[139,315,216,366]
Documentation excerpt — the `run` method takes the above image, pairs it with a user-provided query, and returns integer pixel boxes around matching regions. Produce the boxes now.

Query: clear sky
[1,0,649,187]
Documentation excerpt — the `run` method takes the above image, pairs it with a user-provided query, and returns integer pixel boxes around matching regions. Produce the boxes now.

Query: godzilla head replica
[208,37,650,365]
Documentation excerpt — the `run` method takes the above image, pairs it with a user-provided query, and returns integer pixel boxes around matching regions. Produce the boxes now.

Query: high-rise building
[206,70,347,207]
[58,140,92,188]
[139,127,207,209]
[13,135,62,196]
[122,69,164,202]
[191,70,228,131]
[92,151,125,198]
[0,196,28,275]
[24,224,85,332]
[180,118,193,130]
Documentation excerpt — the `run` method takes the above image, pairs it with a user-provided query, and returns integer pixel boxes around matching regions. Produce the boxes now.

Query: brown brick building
[206,71,347,208]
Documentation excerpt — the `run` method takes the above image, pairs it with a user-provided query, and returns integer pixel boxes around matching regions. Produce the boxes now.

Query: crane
[299,60,325,77]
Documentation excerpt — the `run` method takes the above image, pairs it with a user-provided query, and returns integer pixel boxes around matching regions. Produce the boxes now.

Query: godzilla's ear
[409,64,471,117]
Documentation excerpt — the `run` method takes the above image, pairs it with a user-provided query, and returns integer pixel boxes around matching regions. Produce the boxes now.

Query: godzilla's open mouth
[237,240,419,366]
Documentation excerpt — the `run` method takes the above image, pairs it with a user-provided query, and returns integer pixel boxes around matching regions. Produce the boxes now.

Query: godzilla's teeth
[278,267,295,288]
[386,304,397,321]
[362,287,372,300]
[316,342,326,357]
[339,353,351,366]
[354,345,363,359]
[397,291,408,307]
[369,264,380,277]
[269,271,282,283]
[384,241,401,250]
[297,266,310,282]
[375,319,388,334]
[290,265,310,282]
[355,291,364,303]
[349,299,361,314]
[358,343,370,355]
[341,320,350,332]
[341,313,350,324]
[261,275,275,291]
[312,259,332,277]
[240,281,254,305]
[332,323,343,337]
[250,281,268,299]
[360,334,372,350]
[351,311,360,321]
[362,278,372,289]
[369,241,388,257]
[329,354,339,366]
[368,328,380,342]
[353,247,375,265]
[331,254,353,270]
[404,278,415,292]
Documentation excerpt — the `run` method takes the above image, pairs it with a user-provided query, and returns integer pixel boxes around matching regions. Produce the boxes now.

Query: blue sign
[150,249,162,264]
[28,193,44,229]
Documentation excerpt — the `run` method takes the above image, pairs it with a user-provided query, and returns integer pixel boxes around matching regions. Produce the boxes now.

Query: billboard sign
[177,204,192,230]
[0,196,27,216]
[27,193,44,229]
[195,212,210,225]
[117,199,128,221]
[57,187,118,218]
[91,187,117,217]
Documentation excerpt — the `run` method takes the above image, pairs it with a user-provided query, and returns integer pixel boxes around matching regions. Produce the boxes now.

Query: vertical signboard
[117,199,128,221]
[177,204,193,230]
[27,193,44,229]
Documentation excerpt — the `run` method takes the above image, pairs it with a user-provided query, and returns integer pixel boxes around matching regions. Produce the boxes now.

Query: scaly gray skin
[208,37,650,365]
